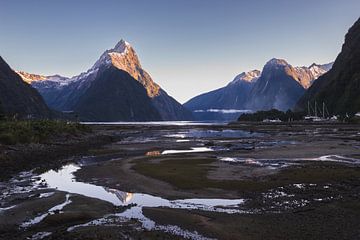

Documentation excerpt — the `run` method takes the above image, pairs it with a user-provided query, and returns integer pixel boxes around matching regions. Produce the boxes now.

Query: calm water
[81,121,226,126]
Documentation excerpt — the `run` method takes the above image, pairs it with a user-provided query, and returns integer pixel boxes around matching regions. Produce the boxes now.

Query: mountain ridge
[17,40,192,121]
[185,58,332,120]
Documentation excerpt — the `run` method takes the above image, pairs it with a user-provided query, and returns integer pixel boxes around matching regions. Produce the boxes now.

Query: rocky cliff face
[103,40,160,98]
[17,40,192,121]
[0,57,52,118]
[296,18,360,114]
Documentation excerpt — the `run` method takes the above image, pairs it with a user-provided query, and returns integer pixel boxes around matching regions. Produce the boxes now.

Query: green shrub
[0,120,91,145]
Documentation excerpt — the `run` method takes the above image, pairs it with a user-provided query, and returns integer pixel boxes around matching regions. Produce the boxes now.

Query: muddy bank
[0,191,121,240]
[143,196,360,240]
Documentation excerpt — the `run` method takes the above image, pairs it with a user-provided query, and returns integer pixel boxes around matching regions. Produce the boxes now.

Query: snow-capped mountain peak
[16,71,48,84]
[16,71,70,86]
[308,62,333,79]
[93,39,160,97]
[308,64,326,80]
[90,39,133,70]
[112,39,131,54]
[17,39,160,97]
[230,70,261,85]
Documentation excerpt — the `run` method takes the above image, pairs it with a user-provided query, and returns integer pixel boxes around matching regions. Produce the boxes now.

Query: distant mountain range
[296,18,360,115]
[17,40,192,121]
[185,58,332,120]
[4,17,359,122]
[0,57,52,118]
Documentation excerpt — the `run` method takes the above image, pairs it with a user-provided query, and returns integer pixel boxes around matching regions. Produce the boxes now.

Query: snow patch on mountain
[17,40,132,90]
[16,71,72,87]
[229,70,261,85]
[308,62,333,79]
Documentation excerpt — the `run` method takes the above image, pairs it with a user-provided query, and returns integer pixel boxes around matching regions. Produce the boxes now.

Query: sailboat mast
[315,101,317,117]
[322,102,325,118]
[308,101,310,116]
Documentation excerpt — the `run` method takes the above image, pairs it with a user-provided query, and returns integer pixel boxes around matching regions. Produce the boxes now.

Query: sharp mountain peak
[111,39,132,53]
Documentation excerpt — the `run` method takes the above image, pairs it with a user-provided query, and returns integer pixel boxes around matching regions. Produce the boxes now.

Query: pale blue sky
[1,0,359,103]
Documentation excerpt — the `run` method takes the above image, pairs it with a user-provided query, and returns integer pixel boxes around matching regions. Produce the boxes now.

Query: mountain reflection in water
[104,188,133,204]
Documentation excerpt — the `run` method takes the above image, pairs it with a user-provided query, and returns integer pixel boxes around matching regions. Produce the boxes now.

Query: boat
[304,101,332,122]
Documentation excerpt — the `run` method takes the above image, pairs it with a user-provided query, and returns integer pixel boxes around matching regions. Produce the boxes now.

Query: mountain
[292,63,333,89]
[72,66,161,121]
[184,70,260,120]
[185,59,332,120]
[18,40,192,121]
[296,18,360,115]
[246,58,314,111]
[0,56,52,118]
[16,72,75,110]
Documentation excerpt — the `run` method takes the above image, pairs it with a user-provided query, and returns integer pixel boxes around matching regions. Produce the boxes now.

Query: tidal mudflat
[1,122,359,239]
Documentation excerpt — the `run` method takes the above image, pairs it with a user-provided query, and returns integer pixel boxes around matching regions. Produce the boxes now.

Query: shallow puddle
[21,194,71,228]
[162,147,214,155]
[29,163,244,239]
[165,129,261,139]
[39,164,243,211]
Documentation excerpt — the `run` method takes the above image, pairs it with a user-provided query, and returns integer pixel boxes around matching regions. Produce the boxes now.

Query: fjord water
[81,121,226,126]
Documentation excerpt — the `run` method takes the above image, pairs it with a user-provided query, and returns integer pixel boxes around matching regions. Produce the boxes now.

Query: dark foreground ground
[0,122,359,239]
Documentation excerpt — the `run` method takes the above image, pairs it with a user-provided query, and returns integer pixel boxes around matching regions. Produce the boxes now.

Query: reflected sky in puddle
[39,164,243,211]
[176,139,190,142]
[162,147,214,155]
[165,129,261,139]
[39,165,124,206]
[37,164,243,239]
[21,194,71,228]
